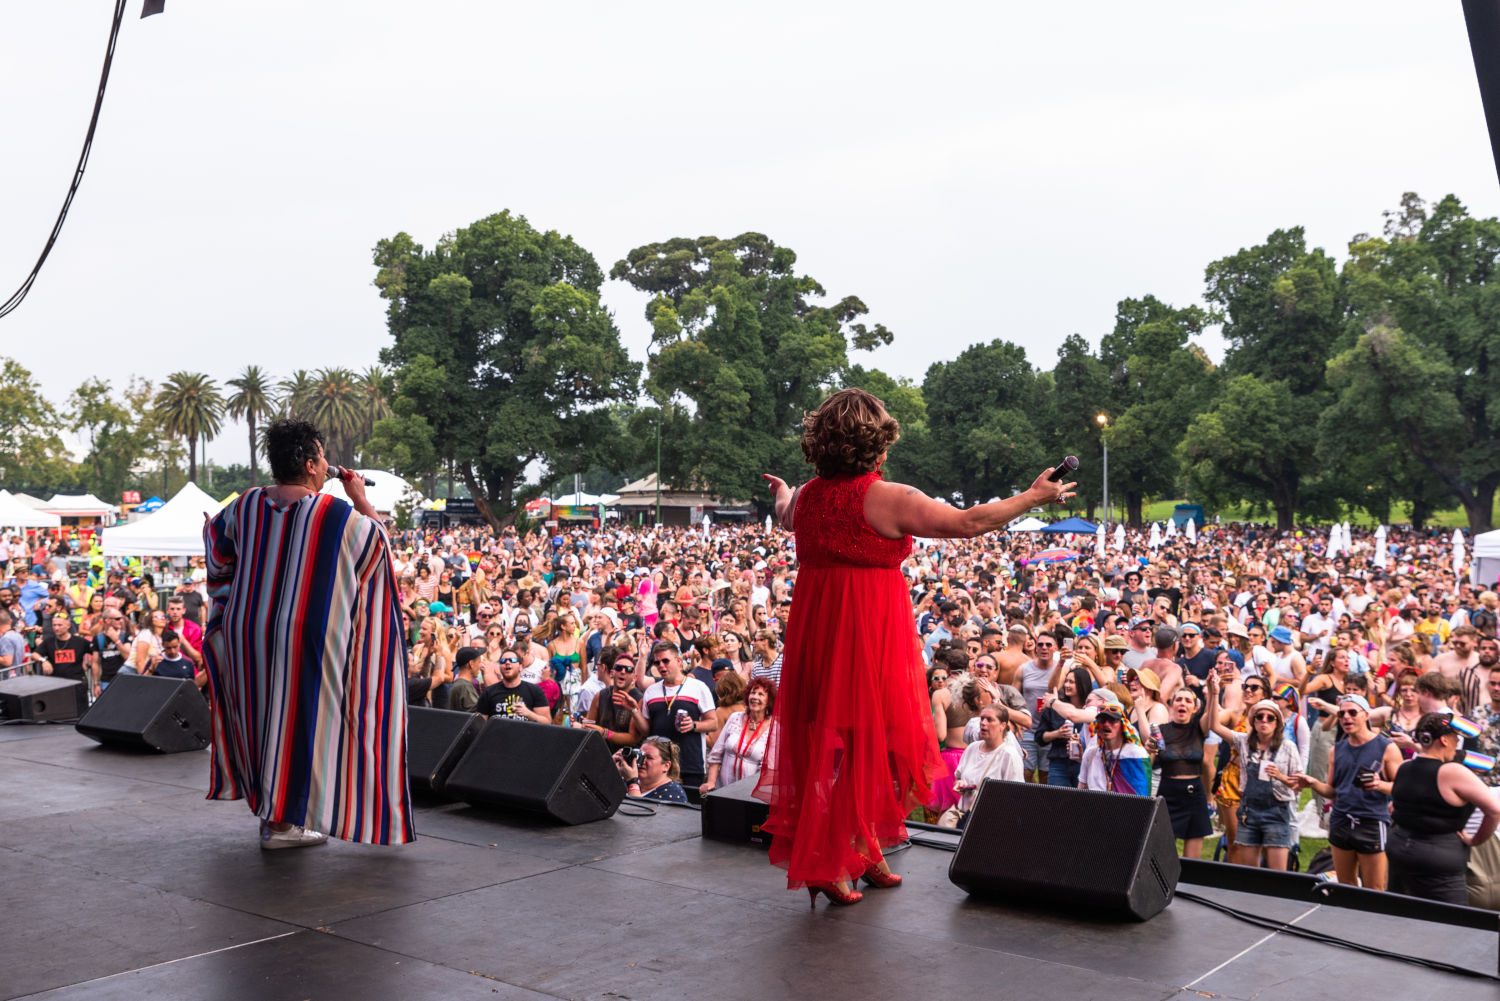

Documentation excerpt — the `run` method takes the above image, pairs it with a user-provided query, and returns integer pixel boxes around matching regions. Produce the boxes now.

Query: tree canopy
[371,210,639,528]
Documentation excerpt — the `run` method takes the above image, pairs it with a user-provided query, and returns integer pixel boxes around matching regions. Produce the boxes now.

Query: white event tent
[1009,517,1047,532]
[101,482,223,557]
[0,490,62,528]
[1473,529,1500,589]
[43,493,120,525]
[319,469,420,515]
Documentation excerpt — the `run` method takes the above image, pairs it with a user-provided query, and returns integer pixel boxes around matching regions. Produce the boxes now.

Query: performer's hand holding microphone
[1032,456,1078,505]
[327,466,375,486]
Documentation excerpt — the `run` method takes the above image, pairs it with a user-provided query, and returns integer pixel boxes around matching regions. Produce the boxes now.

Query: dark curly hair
[800,388,899,478]
[265,419,325,484]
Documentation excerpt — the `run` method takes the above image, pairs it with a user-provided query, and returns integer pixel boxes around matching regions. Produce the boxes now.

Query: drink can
[1036,697,1046,714]
[1149,723,1163,745]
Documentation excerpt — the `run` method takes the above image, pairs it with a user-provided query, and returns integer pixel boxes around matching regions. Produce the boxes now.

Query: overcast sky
[3,2,1498,469]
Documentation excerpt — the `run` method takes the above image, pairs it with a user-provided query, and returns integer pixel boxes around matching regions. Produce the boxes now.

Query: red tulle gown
[755,471,943,888]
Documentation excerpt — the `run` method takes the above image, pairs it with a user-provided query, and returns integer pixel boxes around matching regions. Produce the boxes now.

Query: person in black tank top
[1388,713,1500,904]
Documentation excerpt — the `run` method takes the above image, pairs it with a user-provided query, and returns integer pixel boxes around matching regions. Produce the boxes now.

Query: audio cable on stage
[1175,888,1500,982]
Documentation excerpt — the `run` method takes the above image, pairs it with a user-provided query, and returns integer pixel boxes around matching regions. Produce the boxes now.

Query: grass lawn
[1133,497,1499,529]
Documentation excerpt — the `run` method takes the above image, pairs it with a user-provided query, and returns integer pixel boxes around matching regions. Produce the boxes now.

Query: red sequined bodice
[793,472,912,570]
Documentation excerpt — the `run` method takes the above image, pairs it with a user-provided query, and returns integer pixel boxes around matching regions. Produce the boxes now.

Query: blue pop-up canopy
[1042,516,1099,534]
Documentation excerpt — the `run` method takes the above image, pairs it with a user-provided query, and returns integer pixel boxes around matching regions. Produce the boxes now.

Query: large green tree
[373,211,639,527]
[1046,333,1113,519]
[920,340,1047,507]
[153,371,224,485]
[1096,297,1217,526]
[1322,195,1500,531]
[0,356,75,493]
[67,376,159,501]
[611,233,890,508]
[1193,228,1346,528]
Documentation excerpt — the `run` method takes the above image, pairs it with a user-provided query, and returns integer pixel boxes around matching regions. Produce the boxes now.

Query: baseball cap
[711,658,734,674]
[454,647,481,670]
[513,620,532,634]
[1338,693,1372,714]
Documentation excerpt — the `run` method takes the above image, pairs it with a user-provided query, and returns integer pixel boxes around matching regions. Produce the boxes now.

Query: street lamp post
[1096,413,1109,529]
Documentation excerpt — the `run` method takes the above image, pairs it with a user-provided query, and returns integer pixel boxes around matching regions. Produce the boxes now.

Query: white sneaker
[259,820,329,851]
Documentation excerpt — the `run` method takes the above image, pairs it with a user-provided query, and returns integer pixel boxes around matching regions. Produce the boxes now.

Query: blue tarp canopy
[1042,516,1099,534]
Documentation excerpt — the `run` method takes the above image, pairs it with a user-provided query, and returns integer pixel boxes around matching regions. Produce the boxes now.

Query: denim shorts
[1236,798,1294,848]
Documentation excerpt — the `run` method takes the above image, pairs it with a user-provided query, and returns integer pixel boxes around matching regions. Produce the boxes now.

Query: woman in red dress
[756,388,1075,907]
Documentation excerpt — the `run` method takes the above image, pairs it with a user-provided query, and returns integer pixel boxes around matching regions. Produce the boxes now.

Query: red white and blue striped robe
[202,489,415,844]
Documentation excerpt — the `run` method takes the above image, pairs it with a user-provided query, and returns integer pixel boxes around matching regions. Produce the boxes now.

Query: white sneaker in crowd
[259,820,329,850]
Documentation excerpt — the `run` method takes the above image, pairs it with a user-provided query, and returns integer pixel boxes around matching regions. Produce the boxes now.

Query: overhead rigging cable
[0,0,129,321]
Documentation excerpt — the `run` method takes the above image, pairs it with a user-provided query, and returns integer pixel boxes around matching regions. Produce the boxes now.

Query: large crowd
[4,513,1499,907]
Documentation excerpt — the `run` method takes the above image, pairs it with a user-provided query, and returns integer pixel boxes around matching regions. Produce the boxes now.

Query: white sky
[3,2,1498,469]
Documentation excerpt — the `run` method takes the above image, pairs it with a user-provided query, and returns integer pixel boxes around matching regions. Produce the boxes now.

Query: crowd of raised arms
[4,515,1497,903]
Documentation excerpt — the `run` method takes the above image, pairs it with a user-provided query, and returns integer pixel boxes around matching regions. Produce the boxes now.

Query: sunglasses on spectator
[611,663,635,672]
[1337,709,1362,718]
[930,674,948,683]
[1242,683,1264,693]
[1252,713,1278,723]
[499,657,519,664]
[651,656,675,666]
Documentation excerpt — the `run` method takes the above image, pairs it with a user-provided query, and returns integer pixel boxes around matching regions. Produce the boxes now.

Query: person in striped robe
[202,419,415,848]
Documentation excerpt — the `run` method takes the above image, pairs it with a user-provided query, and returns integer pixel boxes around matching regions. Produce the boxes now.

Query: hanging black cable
[0,0,129,320]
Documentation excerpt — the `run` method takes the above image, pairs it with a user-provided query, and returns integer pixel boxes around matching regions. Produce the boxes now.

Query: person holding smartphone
[1292,694,1402,890]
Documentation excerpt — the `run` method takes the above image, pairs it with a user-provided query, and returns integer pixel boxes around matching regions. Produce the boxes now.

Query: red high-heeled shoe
[806,882,864,908]
[861,862,902,889]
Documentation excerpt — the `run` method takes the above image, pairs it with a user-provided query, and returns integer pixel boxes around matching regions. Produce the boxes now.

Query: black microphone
[327,466,376,486]
[1047,455,1078,482]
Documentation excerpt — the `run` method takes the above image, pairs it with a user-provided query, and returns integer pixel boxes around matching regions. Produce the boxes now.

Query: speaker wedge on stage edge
[1,675,88,723]
[948,780,1180,921]
[443,717,626,825]
[701,774,772,847]
[75,674,210,752]
[406,706,485,797]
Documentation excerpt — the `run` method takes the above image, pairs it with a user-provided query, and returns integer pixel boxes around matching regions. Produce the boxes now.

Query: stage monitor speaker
[701,774,771,847]
[444,717,626,825]
[407,706,484,797]
[75,674,210,752]
[948,780,1179,921]
[0,675,87,722]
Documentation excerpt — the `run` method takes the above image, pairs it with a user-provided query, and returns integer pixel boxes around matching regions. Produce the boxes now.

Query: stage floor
[1,723,1493,1000]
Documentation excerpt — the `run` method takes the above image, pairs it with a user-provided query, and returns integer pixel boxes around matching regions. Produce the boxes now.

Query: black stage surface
[2,723,1494,1000]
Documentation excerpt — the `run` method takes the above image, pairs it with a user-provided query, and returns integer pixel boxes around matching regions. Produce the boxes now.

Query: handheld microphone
[327,466,376,486]
[1047,455,1079,482]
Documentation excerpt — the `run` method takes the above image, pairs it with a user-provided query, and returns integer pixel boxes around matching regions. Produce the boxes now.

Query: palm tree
[226,365,273,486]
[278,370,315,421]
[154,371,224,484]
[357,365,393,454]
[305,367,362,462]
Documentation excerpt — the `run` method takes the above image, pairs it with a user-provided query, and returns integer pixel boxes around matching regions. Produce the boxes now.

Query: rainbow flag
[1462,752,1496,774]
[1450,715,1482,740]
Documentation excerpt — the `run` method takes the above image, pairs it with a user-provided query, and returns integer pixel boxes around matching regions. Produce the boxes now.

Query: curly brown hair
[800,388,899,478]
